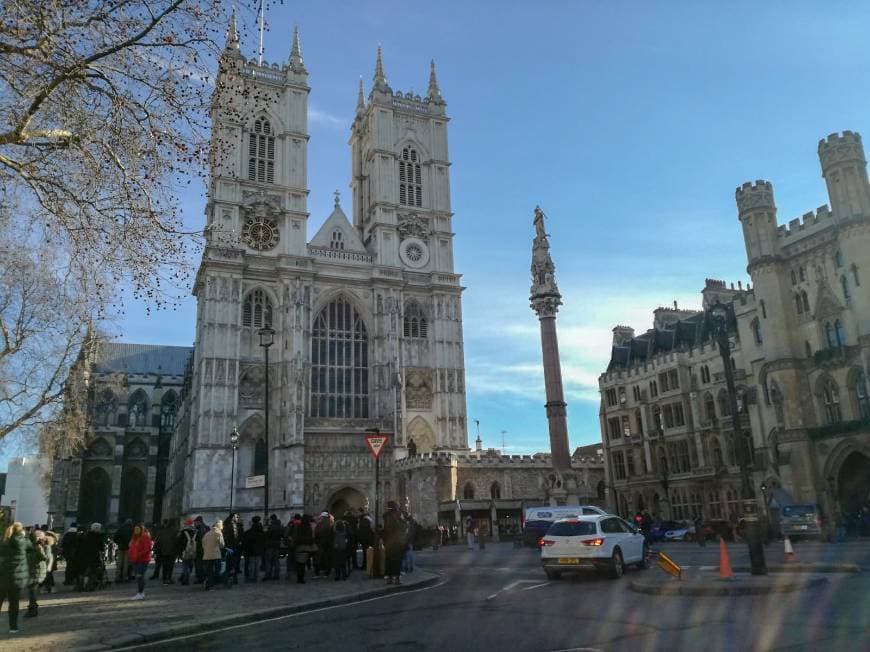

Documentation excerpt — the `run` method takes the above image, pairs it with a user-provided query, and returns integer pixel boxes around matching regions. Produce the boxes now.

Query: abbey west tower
[166,22,468,521]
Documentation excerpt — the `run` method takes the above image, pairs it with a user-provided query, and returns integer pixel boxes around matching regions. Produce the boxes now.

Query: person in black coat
[356,510,374,570]
[242,517,266,582]
[289,515,316,584]
[222,513,242,584]
[60,524,80,586]
[113,520,134,583]
[193,516,209,584]
[382,502,406,585]
[264,515,283,580]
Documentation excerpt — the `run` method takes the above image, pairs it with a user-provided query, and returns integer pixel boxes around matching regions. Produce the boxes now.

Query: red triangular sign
[365,434,389,459]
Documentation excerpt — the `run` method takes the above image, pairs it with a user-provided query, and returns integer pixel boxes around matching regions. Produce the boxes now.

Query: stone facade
[599,131,870,527]
[48,342,192,530]
[161,28,468,524]
[394,447,606,535]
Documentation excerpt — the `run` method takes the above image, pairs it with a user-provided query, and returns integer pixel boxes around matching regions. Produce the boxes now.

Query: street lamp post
[709,302,767,575]
[229,427,240,512]
[365,426,381,530]
[258,326,275,520]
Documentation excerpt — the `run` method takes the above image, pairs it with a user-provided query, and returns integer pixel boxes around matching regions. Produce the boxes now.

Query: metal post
[229,428,239,513]
[714,307,767,575]
[263,343,270,520]
[374,451,380,532]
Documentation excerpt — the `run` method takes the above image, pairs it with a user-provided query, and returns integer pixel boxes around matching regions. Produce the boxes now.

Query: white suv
[540,515,649,580]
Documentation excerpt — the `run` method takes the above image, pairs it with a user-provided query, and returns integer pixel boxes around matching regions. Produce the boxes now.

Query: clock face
[242,217,279,251]
[399,237,430,268]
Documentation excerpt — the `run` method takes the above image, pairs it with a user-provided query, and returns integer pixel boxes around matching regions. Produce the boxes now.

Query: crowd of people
[0,523,57,634]
[0,503,421,635]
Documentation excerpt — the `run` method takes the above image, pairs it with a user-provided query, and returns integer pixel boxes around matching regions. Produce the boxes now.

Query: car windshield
[547,521,597,536]
[782,505,817,517]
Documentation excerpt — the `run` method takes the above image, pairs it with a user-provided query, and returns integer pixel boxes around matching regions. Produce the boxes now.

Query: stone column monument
[529,206,572,473]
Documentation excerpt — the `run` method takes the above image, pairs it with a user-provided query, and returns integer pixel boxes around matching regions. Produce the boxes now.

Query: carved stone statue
[533,205,546,240]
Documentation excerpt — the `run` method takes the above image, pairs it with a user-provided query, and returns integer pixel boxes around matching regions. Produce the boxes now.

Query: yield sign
[365,433,389,459]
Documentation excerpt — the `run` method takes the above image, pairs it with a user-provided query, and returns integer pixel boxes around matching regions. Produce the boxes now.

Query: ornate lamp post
[229,427,240,512]
[258,325,275,519]
[709,302,767,574]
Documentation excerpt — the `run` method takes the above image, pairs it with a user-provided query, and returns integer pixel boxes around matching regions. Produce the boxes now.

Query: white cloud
[308,107,347,128]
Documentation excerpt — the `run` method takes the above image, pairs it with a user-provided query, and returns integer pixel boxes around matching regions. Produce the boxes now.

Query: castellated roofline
[735,179,775,215]
[393,451,603,470]
[818,130,866,164]
[776,204,832,239]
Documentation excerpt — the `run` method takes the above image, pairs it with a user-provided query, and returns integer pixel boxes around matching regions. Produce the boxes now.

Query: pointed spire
[356,77,366,112]
[373,45,390,92]
[225,10,240,52]
[428,59,441,97]
[289,25,306,73]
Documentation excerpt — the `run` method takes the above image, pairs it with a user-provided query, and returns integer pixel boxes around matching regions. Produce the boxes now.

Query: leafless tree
[0,1,260,442]
[0,0,235,308]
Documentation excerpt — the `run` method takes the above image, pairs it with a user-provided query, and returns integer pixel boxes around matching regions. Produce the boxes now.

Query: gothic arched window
[127,389,149,427]
[718,389,731,417]
[759,300,767,319]
[854,370,870,420]
[310,297,369,418]
[94,389,116,427]
[794,294,803,315]
[841,276,851,300]
[822,379,842,424]
[851,263,861,287]
[711,437,724,468]
[248,117,275,183]
[160,391,178,431]
[403,300,428,339]
[253,438,267,476]
[751,318,762,345]
[835,320,846,347]
[835,250,843,268]
[463,483,475,500]
[242,289,273,329]
[801,291,810,313]
[490,482,501,500]
[825,322,835,348]
[399,146,422,207]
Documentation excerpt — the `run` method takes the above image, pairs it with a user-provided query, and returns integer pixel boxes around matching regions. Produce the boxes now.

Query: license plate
[558,558,579,564]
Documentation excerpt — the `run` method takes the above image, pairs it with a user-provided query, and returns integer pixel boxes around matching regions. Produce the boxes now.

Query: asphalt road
[138,541,870,652]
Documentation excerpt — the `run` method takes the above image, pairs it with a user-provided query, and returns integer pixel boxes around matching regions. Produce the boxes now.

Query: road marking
[518,581,550,592]
[486,579,543,600]
[112,577,450,650]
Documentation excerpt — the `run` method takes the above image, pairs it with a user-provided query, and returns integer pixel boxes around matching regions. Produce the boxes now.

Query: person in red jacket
[127,524,153,600]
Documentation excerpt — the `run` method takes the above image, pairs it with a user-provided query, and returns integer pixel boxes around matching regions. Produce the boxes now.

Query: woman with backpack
[127,524,153,600]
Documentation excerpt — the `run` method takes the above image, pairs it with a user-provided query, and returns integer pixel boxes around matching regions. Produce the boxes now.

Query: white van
[522,505,609,546]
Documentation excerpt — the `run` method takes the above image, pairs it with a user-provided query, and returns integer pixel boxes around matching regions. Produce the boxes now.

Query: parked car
[647,520,684,542]
[522,505,609,547]
[662,524,693,541]
[780,504,826,540]
[540,515,648,580]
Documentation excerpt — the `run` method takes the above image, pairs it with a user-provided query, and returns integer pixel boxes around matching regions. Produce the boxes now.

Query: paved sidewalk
[0,569,438,651]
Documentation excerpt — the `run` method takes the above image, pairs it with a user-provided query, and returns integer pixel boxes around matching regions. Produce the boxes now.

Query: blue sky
[5,1,869,468]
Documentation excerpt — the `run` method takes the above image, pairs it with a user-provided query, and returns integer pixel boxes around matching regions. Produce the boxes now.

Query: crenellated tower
[186,19,312,516]
[818,131,870,222]
[736,180,779,266]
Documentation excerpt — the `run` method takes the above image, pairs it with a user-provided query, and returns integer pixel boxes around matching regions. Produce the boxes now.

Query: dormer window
[330,230,345,250]
[248,118,275,184]
[399,147,422,207]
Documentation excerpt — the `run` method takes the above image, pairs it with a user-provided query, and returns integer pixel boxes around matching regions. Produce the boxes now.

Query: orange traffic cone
[783,536,796,562]
[719,537,734,580]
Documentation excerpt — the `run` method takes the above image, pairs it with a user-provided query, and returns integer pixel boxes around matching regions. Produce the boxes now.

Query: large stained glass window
[310,297,369,418]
